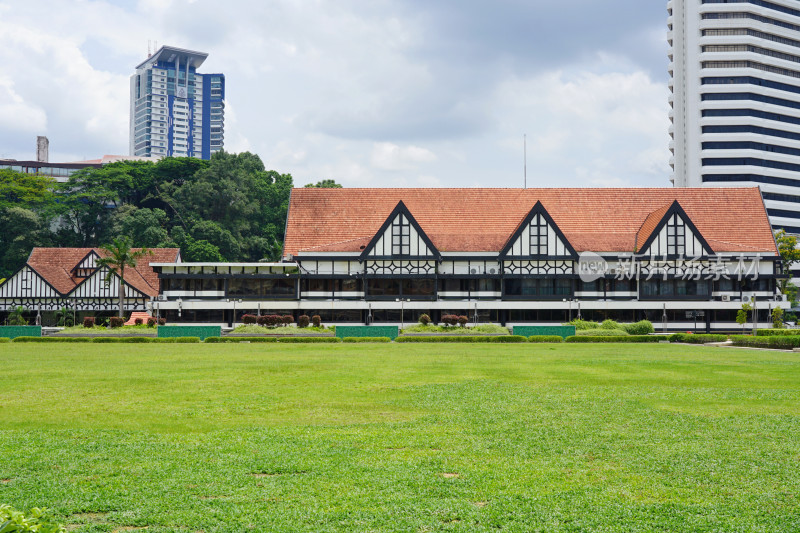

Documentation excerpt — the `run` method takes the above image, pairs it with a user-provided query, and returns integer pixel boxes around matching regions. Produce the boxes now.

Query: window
[391,215,410,256]
[666,215,685,256]
[530,214,548,255]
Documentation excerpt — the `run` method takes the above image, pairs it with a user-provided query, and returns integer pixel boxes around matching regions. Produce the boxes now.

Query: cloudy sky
[0,0,670,188]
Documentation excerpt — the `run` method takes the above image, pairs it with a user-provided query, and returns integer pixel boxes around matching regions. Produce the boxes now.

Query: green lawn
[1,343,799,532]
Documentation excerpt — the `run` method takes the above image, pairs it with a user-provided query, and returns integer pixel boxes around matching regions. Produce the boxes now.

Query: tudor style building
[0,248,179,321]
[148,187,788,332]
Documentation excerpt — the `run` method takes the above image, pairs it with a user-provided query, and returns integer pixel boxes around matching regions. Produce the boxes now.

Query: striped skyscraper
[669,0,800,233]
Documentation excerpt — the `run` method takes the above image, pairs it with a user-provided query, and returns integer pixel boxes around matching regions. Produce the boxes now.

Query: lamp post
[177,298,183,319]
[576,299,581,321]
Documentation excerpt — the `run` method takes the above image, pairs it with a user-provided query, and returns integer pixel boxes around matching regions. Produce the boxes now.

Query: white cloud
[0,76,47,133]
[370,142,437,171]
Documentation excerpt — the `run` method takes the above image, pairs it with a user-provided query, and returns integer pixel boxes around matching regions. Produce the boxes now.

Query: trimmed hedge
[731,335,800,349]
[92,337,154,343]
[12,336,93,343]
[343,337,392,343]
[0,337,9,343]
[396,335,527,343]
[204,337,279,343]
[669,333,728,344]
[527,335,565,343]
[152,337,201,343]
[565,335,661,343]
[277,337,342,343]
[576,329,629,337]
[622,320,655,336]
[754,329,800,336]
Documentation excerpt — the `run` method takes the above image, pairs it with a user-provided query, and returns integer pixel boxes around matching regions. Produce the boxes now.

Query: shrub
[93,337,153,343]
[419,314,431,326]
[731,335,800,349]
[109,317,124,328]
[134,318,143,326]
[298,315,310,328]
[151,337,201,343]
[83,317,95,328]
[204,337,279,343]
[13,337,93,343]
[567,319,600,330]
[277,336,341,343]
[772,307,785,329]
[669,333,728,344]
[0,338,10,343]
[457,315,469,327]
[565,335,661,343]
[158,318,166,326]
[243,314,258,325]
[528,335,565,343]
[343,337,392,343]
[0,504,65,533]
[282,315,294,325]
[576,329,628,337]
[147,317,156,327]
[267,315,283,327]
[311,315,322,328]
[395,335,527,343]
[441,315,459,327]
[256,315,268,326]
[7,305,27,326]
[600,319,620,330]
[754,329,800,336]
[622,320,655,336]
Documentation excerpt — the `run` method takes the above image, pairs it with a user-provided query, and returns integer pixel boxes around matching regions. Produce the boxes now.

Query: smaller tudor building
[0,248,180,320]
[148,187,790,332]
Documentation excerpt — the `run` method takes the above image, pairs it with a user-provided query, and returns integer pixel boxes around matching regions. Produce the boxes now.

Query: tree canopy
[0,151,294,277]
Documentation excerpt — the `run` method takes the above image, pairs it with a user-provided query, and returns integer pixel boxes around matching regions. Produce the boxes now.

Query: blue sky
[0,0,670,188]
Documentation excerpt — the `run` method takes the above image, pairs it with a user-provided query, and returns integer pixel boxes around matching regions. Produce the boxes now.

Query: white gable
[0,266,61,299]
[368,213,434,257]
[644,213,709,257]
[76,251,100,271]
[70,267,149,299]
[506,213,571,257]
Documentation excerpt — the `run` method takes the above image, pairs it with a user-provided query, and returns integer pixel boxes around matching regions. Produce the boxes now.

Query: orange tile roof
[635,203,672,252]
[27,247,180,297]
[284,188,777,256]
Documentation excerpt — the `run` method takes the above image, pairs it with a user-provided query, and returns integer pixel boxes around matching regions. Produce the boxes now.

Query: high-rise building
[129,45,225,160]
[669,0,800,233]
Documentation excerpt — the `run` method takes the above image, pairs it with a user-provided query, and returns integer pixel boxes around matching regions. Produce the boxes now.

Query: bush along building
[143,188,788,333]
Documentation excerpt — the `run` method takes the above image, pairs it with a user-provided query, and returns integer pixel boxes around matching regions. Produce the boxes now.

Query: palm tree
[97,237,153,318]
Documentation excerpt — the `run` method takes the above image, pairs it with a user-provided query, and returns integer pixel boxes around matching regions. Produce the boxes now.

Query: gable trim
[359,201,441,261]
[636,200,715,257]
[499,201,577,258]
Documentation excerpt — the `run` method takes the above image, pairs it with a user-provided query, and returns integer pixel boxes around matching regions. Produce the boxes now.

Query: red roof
[284,188,777,256]
[26,247,180,297]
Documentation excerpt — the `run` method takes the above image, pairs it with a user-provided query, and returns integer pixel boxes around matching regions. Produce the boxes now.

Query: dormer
[359,201,440,260]
[72,250,101,279]
[500,201,576,259]
[636,201,713,258]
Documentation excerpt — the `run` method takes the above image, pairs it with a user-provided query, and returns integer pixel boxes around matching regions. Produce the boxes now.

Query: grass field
[1,343,799,532]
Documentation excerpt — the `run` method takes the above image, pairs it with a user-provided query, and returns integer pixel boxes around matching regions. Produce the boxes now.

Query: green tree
[737,302,752,333]
[304,179,342,188]
[772,306,785,329]
[0,207,51,278]
[0,169,55,210]
[775,230,800,303]
[7,305,27,326]
[182,238,225,262]
[96,237,153,318]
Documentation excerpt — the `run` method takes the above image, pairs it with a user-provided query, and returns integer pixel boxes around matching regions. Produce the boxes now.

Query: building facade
[0,248,179,320]
[129,46,225,160]
[147,188,788,332]
[669,0,800,234]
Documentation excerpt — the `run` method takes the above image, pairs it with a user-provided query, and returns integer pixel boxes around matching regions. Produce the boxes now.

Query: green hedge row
[575,329,629,337]
[669,333,728,344]
[527,335,564,343]
[395,335,528,343]
[276,337,342,343]
[343,337,392,343]
[565,335,662,343]
[0,338,10,343]
[754,329,800,336]
[11,336,201,343]
[730,335,800,349]
[205,337,278,343]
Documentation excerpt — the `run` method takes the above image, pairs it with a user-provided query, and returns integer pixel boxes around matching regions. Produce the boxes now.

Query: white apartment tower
[130,46,225,160]
[669,0,800,233]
